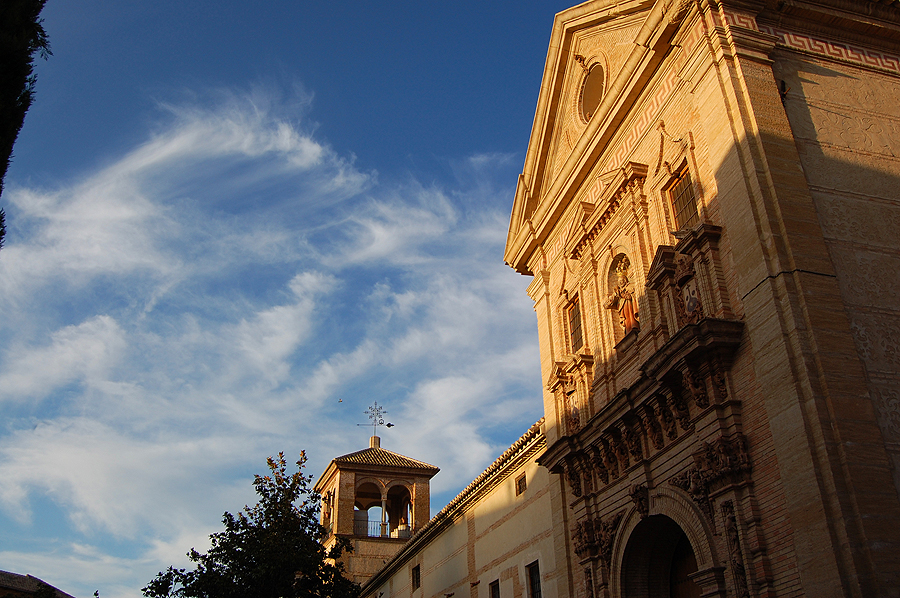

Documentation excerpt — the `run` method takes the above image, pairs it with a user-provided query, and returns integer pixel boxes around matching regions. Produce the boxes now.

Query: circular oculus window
[580,64,604,121]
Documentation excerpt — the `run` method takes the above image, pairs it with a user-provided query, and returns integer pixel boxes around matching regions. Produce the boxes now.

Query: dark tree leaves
[0,0,51,252]
[143,452,359,598]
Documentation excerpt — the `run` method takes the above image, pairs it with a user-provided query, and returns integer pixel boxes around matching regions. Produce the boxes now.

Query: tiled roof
[333,447,439,473]
[0,570,76,598]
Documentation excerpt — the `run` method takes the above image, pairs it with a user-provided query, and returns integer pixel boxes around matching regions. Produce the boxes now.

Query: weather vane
[357,401,394,436]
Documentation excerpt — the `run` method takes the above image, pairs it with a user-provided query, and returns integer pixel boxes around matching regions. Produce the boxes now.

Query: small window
[515,473,527,496]
[580,64,604,121]
[668,168,699,230]
[490,580,500,598]
[568,297,583,352]
[526,561,542,598]
[412,565,421,590]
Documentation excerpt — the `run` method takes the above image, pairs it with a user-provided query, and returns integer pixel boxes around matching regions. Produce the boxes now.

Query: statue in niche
[605,256,640,334]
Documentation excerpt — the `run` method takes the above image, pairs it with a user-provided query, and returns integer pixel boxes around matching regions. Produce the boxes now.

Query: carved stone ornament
[611,433,631,471]
[600,439,620,479]
[712,367,728,400]
[589,445,610,485]
[671,391,692,430]
[622,421,643,462]
[670,467,712,520]
[669,434,752,518]
[629,483,650,519]
[682,368,710,408]
[574,510,625,564]
[722,500,751,598]
[641,403,665,449]
[658,395,679,440]
[564,459,583,497]
[577,454,595,494]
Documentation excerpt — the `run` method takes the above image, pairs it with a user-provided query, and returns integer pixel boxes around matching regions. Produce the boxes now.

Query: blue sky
[0,2,574,597]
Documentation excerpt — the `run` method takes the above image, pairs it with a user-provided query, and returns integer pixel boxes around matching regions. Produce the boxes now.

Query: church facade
[356,0,900,596]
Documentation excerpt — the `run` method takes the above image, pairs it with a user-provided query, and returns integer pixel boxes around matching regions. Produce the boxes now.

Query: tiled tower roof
[333,446,439,473]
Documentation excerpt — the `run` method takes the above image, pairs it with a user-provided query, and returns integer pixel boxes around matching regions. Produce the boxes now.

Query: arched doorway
[621,515,700,598]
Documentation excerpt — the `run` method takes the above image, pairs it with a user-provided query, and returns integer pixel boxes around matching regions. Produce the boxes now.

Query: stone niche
[647,223,733,339]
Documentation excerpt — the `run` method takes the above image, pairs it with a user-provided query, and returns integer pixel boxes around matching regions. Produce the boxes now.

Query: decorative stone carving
[622,421,643,462]
[576,453,594,494]
[682,368,710,408]
[694,435,751,484]
[572,510,624,565]
[641,403,665,449]
[573,517,592,558]
[610,433,630,471]
[670,466,712,520]
[722,501,750,598]
[658,394,679,440]
[671,390,692,430]
[669,434,752,518]
[598,510,624,564]
[564,459,583,497]
[712,366,728,401]
[600,439,619,479]
[589,444,610,485]
[629,483,650,518]
[605,255,640,335]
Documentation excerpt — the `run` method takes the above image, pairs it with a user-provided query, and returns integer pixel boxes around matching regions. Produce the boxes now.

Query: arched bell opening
[386,484,413,538]
[354,481,384,537]
[621,515,701,598]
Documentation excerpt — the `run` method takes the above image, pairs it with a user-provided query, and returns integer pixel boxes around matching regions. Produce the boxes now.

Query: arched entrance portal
[621,515,700,598]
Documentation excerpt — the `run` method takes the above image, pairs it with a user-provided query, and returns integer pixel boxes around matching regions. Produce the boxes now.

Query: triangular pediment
[505,0,693,275]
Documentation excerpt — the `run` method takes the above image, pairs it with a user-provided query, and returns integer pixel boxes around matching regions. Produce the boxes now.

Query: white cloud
[0,316,126,401]
[0,85,542,598]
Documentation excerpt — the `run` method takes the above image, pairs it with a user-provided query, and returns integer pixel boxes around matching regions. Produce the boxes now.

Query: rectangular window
[412,565,421,590]
[568,297,583,352]
[515,473,527,496]
[668,168,699,230]
[490,580,500,598]
[526,561,542,598]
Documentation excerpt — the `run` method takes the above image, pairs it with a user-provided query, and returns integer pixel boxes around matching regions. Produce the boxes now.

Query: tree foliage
[0,0,51,252]
[143,453,359,598]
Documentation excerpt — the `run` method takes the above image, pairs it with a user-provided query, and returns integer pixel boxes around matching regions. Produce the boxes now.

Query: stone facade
[502,1,900,597]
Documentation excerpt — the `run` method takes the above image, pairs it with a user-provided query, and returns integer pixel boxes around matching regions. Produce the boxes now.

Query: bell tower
[315,432,439,585]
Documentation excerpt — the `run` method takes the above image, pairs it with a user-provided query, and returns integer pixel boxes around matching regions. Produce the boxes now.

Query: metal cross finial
[361,401,394,436]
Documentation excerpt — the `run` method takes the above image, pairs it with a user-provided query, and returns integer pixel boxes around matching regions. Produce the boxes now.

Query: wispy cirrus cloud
[0,85,540,598]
